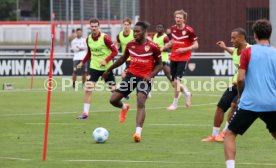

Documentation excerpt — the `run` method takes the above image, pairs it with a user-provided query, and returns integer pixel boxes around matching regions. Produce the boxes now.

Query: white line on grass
[0,157,31,161]
[148,123,210,127]
[25,123,85,125]
[0,102,217,117]
[64,159,276,166]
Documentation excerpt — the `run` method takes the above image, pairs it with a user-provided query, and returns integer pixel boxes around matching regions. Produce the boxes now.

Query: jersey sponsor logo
[130,57,150,63]
[144,45,150,52]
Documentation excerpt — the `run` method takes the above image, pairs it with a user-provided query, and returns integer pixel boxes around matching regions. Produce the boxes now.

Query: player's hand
[121,71,127,78]
[144,76,152,83]
[236,98,240,105]
[100,60,107,66]
[77,62,83,69]
[216,41,226,49]
[101,71,110,80]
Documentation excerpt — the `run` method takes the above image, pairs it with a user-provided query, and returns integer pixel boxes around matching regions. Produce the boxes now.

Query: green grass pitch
[0,76,275,168]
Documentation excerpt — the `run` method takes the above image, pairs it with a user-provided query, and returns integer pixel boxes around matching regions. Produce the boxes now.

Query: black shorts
[170,61,187,80]
[88,68,115,85]
[115,73,151,97]
[228,108,276,135]
[124,61,130,71]
[163,61,170,67]
[73,60,88,73]
[217,85,238,112]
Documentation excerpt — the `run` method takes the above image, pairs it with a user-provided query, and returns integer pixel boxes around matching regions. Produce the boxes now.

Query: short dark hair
[76,28,82,32]
[232,27,247,39]
[135,21,150,30]
[89,18,100,25]
[156,23,165,28]
[252,19,272,40]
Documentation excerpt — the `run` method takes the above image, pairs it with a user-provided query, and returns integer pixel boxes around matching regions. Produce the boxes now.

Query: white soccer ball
[92,127,109,143]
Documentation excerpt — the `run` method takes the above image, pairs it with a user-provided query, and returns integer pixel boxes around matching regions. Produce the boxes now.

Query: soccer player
[76,18,118,119]
[71,28,88,88]
[202,28,250,142]
[116,18,134,78]
[161,9,198,110]
[153,23,171,81]
[102,21,162,142]
[224,19,276,168]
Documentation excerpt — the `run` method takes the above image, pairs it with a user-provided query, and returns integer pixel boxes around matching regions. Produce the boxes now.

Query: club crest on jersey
[182,31,187,35]
[144,45,150,52]
[188,63,196,71]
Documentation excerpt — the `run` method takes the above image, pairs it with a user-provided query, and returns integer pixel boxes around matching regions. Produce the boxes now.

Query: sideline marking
[0,102,217,117]
[0,157,31,161]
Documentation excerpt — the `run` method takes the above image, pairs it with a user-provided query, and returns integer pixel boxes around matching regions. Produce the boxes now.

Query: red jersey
[239,47,251,70]
[170,24,197,61]
[125,40,161,78]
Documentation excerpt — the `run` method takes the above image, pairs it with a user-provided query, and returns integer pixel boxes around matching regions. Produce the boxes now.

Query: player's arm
[77,38,91,69]
[100,35,118,66]
[176,40,199,53]
[70,40,79,52]
[101,45,130,80]
[237,48,251,98]
[161,40,173,51]
[115,34,121,50]
[162,36,170,52]
[145,46,163,82]
[216,41,233,55]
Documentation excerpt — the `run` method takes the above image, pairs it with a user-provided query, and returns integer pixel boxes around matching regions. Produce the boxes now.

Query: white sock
[226,160,235,168]
[83,103,90,114]
[212,127,220,137]
[135,127,142,135]
[121,103,126,110]
[223,122,229,132]
[182,86,190,97]
[172,98,178,106]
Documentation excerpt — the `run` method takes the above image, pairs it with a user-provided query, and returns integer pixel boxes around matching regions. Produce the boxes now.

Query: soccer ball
[92,127,109,143]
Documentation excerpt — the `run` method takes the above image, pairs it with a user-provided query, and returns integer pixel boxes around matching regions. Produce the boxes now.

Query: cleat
[119,104,130,123]
[76,112,88,119]
[215,131,225,142]
[201,135,216,142]
[185,92,192,109]
[166,104,177,110]
[133,134,141,143]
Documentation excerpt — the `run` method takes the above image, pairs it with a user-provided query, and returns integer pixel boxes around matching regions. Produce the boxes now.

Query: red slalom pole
[30,32,38,89]
[42,22,55,161]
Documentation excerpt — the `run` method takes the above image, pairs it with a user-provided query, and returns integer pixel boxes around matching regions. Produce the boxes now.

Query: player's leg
[77,69,99,119]
[259,112,276,139]
[167,61,179,110]
[224,108,258,168]
[162,62,172,81]
[110,73,134,123]
[133,78,151,142]
[72,60,79,88]
[81,62,88,86]
[177,61,192,108]
[202,85,237,141]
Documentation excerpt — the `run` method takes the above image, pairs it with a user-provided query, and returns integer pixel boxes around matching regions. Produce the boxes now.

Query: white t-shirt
[71,37,87,60]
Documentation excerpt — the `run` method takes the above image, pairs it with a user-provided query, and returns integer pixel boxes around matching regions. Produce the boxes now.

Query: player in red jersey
[102,21,162,142]
[162,9,199,110]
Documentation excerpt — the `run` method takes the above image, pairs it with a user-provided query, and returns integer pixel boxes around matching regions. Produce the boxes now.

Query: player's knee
[84,81,95,91]
[109,97,117,106]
